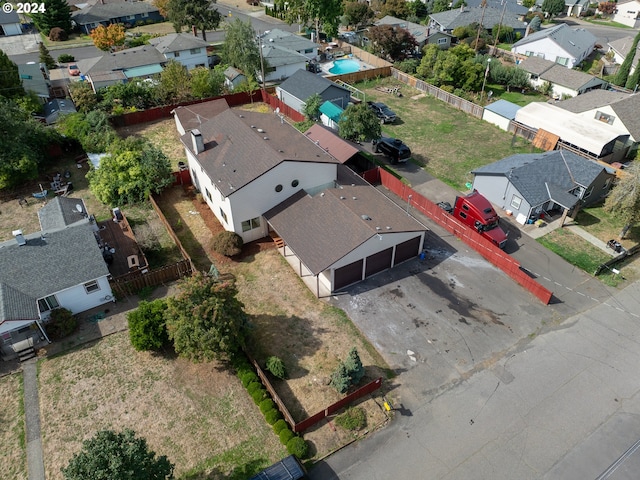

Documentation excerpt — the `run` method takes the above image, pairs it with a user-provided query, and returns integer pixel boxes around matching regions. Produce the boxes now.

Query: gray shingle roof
[304,124,359,163]
[261,29,318,53]
[518,56,555,76]
[429,6,526,31]
[78,45,166,74]
[608,36,640,71]
[149,33,208,54]
[264,166,426,274]
[173,98,230,132]
[1,10,20,25]
[461,0,529,16]
[375,16,430,44]
[0,222,110,307]
[179,106,339,196]
[472,151,607,207]
[0,283,39,322]
[512,24,596,59]
[277,69,350,103]
[38,197,88,232]
[539,63,603,90]
[72,2,160,26]
[484,99,521,120]
[261,44,308,68]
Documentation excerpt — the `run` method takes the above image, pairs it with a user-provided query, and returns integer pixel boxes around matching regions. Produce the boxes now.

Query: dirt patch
[0,373,27,480]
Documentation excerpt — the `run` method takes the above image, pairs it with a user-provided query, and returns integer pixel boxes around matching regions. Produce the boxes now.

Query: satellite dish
[76,204,83,212]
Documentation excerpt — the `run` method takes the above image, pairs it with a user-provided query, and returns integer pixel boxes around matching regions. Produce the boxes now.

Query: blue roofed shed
[482,99,521,131]
[249,455,308,480]
[319,100,344,129]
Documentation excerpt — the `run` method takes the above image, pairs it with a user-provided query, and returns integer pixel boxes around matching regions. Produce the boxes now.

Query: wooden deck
[96,215,147,278]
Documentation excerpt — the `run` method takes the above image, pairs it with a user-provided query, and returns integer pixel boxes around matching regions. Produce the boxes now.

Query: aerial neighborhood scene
[2,0,640,478]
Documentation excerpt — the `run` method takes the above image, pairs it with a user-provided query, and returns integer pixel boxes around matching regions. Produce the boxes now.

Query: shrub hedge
[279,428,295,445]
[286,436,309,459]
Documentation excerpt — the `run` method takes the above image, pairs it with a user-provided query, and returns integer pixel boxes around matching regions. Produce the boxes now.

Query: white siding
[513,37,582,68]
[168,48,208,70]
[613,0,640,27]
[262,60,307,83]
[482,110,511,131]
[53,276,113,315]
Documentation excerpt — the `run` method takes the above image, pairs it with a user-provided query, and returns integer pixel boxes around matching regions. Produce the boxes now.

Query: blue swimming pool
[329,59,361,74]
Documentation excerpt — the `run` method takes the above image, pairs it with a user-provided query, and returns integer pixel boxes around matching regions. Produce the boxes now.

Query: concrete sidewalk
[23,360,45,480]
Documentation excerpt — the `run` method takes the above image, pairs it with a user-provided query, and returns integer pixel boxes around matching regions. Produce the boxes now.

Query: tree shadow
[575,209,601,227]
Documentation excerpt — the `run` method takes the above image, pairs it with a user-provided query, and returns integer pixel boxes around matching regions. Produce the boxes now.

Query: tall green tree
[190,65,225,98]
[68,81,98,112]
[614,30,640,87]
[128,299,170,352]
[432,0,451,14]
[62,429,174,480]
[338,103,381,142]
[167,0,221,41]
[528,15,542,32]
[604,160,640,238]
[379,0,411,18]
[165,273,247,362]
[275,0,343,38]
[87,137,173,205]
[222,19,262,78]
[367,25,418,61]
[541,0,565,18]
[342,1,374,31]
[0,49,24,99]
[302,92,322,120]
[38,43,56,70]
[31,0,72,36]
[158,59,192,103]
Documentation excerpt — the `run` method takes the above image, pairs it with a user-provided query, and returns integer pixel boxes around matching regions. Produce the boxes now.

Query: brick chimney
[191,129,204,154]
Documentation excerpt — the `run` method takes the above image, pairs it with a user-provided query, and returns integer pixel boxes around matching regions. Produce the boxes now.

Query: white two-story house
[149,33,209,70]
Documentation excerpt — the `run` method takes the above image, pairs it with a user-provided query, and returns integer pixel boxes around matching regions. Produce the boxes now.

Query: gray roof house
[429,6,527,36]
[43,98,77,124]
[518,56,607,98]
[276,69,351,114]
[261,29,319,60]
[608,36,640,76]
[459,0,529,17]
[149,33,209,70]
[259,44,309,82]
[0,197,114,361]
[0,10,22,36]
[471,151,614,225]
[223,66,247,91]
[511,24,596,69]
[613,0,640,28]
[375,15,454,50]
[72,2,164,34]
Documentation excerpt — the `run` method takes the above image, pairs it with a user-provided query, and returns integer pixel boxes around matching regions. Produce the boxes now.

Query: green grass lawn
[573,203,640,246]
[358,78,540,189]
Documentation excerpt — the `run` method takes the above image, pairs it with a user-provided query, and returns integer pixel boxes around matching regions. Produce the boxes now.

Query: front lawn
[0,373,26,480]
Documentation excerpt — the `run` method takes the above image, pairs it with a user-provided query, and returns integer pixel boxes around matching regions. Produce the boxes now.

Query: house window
[595,111,615,125]
[241,217,261,232]
[511,195,522,210]
[38,295,59,313]
[437,37,447,44]
[127,15,136,20]
[556,57,569,66]
[141,12,149,18]
[84,280,100,293]
[190,48,201,55]
[219,208,227,223]
[525,51,534,57]
[174,51,180,58]
[205,187,212,201]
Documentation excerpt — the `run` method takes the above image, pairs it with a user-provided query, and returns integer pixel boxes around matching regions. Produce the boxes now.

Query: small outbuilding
[482,99,521,131]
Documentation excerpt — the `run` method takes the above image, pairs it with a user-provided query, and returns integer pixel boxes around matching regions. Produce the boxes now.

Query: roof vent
[376,226,381,231]
[239,114,244,118]
[13,229,26,246]
[257,128,264,133]
[320,192,325,197]
[251,125,256,128]
[340,196,346,200]
[361,215,371,221]
[352,196,357,200]
[264,136,269,140]
[386,226,392,230]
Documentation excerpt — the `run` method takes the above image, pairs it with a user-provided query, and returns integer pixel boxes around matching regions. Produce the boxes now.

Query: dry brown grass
[117,119,186,171]
[39,333,286,480]
[0,373,27,480]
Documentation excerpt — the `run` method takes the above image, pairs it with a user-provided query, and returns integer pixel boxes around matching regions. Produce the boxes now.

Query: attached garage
[394,236,421,266]
[365,247,393,278]
[335,259,364,290]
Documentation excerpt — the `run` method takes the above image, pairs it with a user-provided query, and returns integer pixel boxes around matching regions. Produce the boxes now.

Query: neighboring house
[0,197,114,361]
[518,56,607,98]
[511,23,596,68]
[374,15,453,51]
[613,0,640,28]
[223,66,247,91]
[608,36,640,76]
[149,33,208,70]
[43,98,77,124]
[173,98,426,295]
[428,6,527,36]
[482,99,521,131]
[534,0,591,16]
[461,0,529,17]
[0,10,22,36]
[18,62,50,100]
[72,2,164,34]
[276,69,351,115]
[304,123,374,173]
[515,101,631,161]
[555,89,640,158]
[261,29,319,60]
[77,45,166,91]
[471,151,615,225]
[319,100,344,130]
[259,44,309,82]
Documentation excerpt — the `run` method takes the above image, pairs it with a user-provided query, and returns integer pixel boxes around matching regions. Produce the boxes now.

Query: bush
[247,381,264,394]
[49,27,68,41]
[265,409,282,425]
[286,436,309,459]
[266,356,286,379]
[273,419,288,434]
[44,308,77,340]
[127,299,169,352]
[335,407,367,431]
[241,371,258,388]
[278,428,294,445]
[251,388,268,404]
[259,399,276,414]
[211,231,243,256]
[58,53,75,63]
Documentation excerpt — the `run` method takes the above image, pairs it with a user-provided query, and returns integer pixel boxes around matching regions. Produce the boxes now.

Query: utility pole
[474,0,487,52]
[491,0,508,54]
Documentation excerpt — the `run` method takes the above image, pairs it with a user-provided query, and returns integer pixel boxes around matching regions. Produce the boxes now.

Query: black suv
[373,137,411,164]
[367,101,397,124]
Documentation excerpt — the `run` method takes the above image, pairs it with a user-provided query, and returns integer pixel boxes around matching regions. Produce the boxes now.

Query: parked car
[367,101,397,124]
[373,137,411,164]
[68,64,80,76]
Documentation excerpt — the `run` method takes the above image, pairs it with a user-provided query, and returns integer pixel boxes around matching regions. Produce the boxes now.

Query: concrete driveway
[0,32,42,55]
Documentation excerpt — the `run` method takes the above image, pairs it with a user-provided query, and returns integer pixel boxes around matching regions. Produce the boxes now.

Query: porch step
[16,346,36,363]
[270,233,285,249]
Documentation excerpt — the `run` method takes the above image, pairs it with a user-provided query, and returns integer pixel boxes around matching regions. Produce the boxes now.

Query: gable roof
[484,99,521,120]
[261,44,308,68]
[304,124,358,163]
[149,33,208,54]
[179,106,339,196]
[18,63,49,97]
[512,24,596,59]
[538,62,603,90]
[78,45,166,74]
[264,166,426,274]
[43,98,77,120]
[318,100,344,122]
[278,69,350,103]
[608,36,640,70]
[0,283,39,322]
[72,2,160,26]
[38,197,88,232]
[173,98,230,132]
[459,0,529,15]
[429,6,526,31]
[224,66,246,81]
[375,15,430,44]
[260,29,318,53]
[472,151,608,208]
[0,10,20,25]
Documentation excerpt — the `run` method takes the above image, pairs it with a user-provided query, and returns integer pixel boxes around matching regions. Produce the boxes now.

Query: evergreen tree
[167,0,221,41]
[618,31,640,88]
[31,0,72,36]
[222,19,262,78]
[0,49,24,98]
[38,42,56,70]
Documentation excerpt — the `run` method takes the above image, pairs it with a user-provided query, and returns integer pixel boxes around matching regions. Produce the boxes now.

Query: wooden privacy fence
[248,355,383,433]
[109,260,193,297]
[391,68,485,119]
[378,168,553,304]
[261,90,305,122]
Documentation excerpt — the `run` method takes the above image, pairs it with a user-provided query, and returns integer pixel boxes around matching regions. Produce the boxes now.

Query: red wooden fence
[378,168,553,304]
[261,90,306,123]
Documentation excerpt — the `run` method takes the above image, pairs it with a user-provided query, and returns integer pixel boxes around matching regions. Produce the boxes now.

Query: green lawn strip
[574,204,640,244]
[0,373,27,480]
[537,228,611,274]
